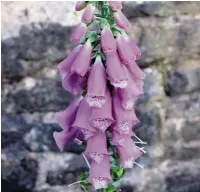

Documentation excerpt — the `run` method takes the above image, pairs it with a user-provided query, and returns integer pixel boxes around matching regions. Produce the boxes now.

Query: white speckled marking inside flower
[124,157,134,168]
[91,118,112,131]
[119,122,132,134]
[87,96,106,108]
[92,177,108,189]
[90,152,104,164]
[112,79,128,88]
[81,128,94,140]
[118,139,125,146]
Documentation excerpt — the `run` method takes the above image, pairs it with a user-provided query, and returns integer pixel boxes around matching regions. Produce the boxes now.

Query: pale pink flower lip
[57,44,82,78]
[106,52,128,88]
[70,22,87,44]
[128,37,141,60]
[101,26,117,54]
[75,1,87,11]
[88,155,112,190]
[86,56,107,108]
[82,4,96,23]
[89,90,115,132]
[114,11,131,30]
[108,1,122,11]
[71,40,92,77]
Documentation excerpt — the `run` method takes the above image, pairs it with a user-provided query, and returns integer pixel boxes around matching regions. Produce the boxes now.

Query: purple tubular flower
[112,94,140,135]
[56,96,83,130]
[112,131,143,168]
[57,45,82,78]
[127,61,146,80]
[62,72,84,95]
[86,56,107,108]
[71,40,92,77]
[127,37,141,60]
[108,1,122,11]
[70,22,87,44]
[75,1,87,11]
[106,52,128,88]
[53,127,79,152]
[101,26,117,54]
[72,98,97,140]
[81,4,96,23]
[89,90,115,132]
[118,68,144,110]
[84,131,108,164]
[117,34,136,64]
[114,11,131,30]
[88,155,112,190]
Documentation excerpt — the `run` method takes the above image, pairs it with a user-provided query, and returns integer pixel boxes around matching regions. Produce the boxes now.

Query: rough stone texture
[2,2,200,192]
[123,1,200,18]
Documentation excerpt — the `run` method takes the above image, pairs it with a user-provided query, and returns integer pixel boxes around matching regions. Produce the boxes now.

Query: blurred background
[1,1,200,192]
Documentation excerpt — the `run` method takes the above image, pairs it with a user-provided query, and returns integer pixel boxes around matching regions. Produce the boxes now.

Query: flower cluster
[53,1,146,191]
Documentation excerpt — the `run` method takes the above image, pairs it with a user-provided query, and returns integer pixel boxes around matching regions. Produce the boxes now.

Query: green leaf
[88,33,98,43]
[80,172,89,180]
[104,184,116,192]
[100,18,110,30]
[80,180,90,187]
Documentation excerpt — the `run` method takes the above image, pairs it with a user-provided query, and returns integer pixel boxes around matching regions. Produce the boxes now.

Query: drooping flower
[112,131,143,168]
[86,56,107,108]
[108,1,122,11]
[82,4,96,23]
[114,11,131,30]
[56,96,83,130]
[89,90,115,132]
[62,72,84,95]
[106,52,128,88]
[118,68,144,110]
[71,40,92,77]
[88,155,112,190]
[126,61,146,80]
[117,34,136,64]
[101,26,117,54]
[84,131,108,164]
[53,127,79,152]
[127,37,141,60]
[112,94,140,135]
[57,44,82,78]
[72,98,97,140]
[75,1,87,11]
[70,22,87,44]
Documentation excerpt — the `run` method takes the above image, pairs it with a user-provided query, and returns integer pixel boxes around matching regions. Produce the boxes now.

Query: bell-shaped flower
[108,1,122,11]
[127,37,141,60]
[114,11,131,30]
[72,98,97,140]
[82,4,96,23]
[86,56,107,108]
[112,131,143,168]
[127,61,146,80]
[106,52,128,88]
[71,40,92,77]
[62,72,84,95]
[101,26,117,54]
[89,90,115,132]
[112,94,140,135]
[84,131,108,164]
[75,1,87,11]
[118,68,144,110]
[53,127,79,152]
[88,155,112,190]
[56,96,83,130]
[70,22,87,44]
[117,34,136,64]
[57,45,82,78]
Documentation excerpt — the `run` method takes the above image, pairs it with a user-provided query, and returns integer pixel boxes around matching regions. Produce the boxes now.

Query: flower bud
[75,1,87,11]
[108,1,122,11]
[114,11,131,30]
[82,4,96,23]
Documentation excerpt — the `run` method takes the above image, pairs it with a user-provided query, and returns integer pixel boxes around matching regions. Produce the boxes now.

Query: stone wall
[1,2,200,192]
